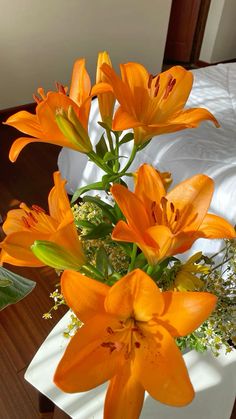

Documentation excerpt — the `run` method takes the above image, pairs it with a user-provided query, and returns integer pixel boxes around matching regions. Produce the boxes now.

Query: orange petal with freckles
[54,314,124,392]
[167,174,214,231]
[134,325,194,406]
[134,164,166,206]
[198,213,236,239]
[105,269,165,321]
[2,208,27,234]
[104,363,144,419]
[160,291,217,337]
[156,66,193,118]
[61,270,108,322]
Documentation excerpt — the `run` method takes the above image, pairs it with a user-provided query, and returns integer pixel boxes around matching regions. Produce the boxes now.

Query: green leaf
[71,181,104,203]
[103,151,117,163]
[120,132,134,145]
[75,220,95,230]
[95,134,108,158]
[97,120,110,130]
[0,278,13,287]
[82,223,113,239]
[96,247,109,277]
[0,267,36,311]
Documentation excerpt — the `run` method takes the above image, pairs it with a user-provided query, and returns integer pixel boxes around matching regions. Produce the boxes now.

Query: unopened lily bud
[56,107,92,153]
[31,240,83,271]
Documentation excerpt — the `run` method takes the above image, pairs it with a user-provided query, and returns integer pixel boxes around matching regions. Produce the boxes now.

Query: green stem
[211,257,232,272]
[147,265,154,276]
[106,129,114,152]
[128,244,137,272]
[88,151,114,174]
[121,144,137,174]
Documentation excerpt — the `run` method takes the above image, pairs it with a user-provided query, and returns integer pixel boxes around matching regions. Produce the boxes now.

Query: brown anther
[151,201,157,223]
[56,82,66,95]
[106,327,114,335]
[33,94,42,104]
[170,202,175,213]
[174,209,180,222]
[161,196,168,210]
[147,74,153,89]
[155,75,160,87]
[154,85,160,97]
[31,205,46,213]
[135,341,141,348]
[22,216,31,228]
[28,212,38,223]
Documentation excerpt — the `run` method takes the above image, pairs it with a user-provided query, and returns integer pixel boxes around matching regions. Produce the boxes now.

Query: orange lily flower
[0,172,85,267]
[54,268,217,418]
[5,59,93,162]
[96,51,115,128]
[111,164,236,265]
[100,62,219,145]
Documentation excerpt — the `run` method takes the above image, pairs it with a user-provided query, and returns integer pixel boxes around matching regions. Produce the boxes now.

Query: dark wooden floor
[0,108,235,419]
[0,109,70,418]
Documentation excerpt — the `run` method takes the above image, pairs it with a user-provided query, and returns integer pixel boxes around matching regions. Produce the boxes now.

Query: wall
[0,0,172,109]
[200,0,236,63]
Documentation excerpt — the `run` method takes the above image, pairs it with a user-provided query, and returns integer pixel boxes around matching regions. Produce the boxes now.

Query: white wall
[0,0,172,110]
[200,0,236,63]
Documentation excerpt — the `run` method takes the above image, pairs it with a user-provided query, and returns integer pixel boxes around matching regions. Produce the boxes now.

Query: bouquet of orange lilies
[1,51,236,419]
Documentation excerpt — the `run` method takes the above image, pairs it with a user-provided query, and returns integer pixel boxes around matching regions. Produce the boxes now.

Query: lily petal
[134,164,166,207]
[110,184,150,233]
[69,58,91,106]
[9,137,41,162]
[5,111,43,137]
[112,107,141,131]
[105,269,165,321]
[48,172,70,220]
[0,231,47,266]
[167,174,214,231]
[61,270,108,322]
[160,291,217,337]
[198,213,236,238]
[134,325,194,406]
[104,363,144,419]
[54,314,124,392]
[165,107,219,128]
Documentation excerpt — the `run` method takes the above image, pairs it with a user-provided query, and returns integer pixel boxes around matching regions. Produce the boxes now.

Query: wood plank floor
[0,110,235,419]
[0,111,70,418]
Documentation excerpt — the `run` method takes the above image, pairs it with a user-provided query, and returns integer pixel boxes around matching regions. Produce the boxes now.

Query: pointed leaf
[0,267,36,310]
[71,181,104,203]
[82,223,113,239]
[95,134,108,158]
[119,132,134,145]
[96,247,109,277]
